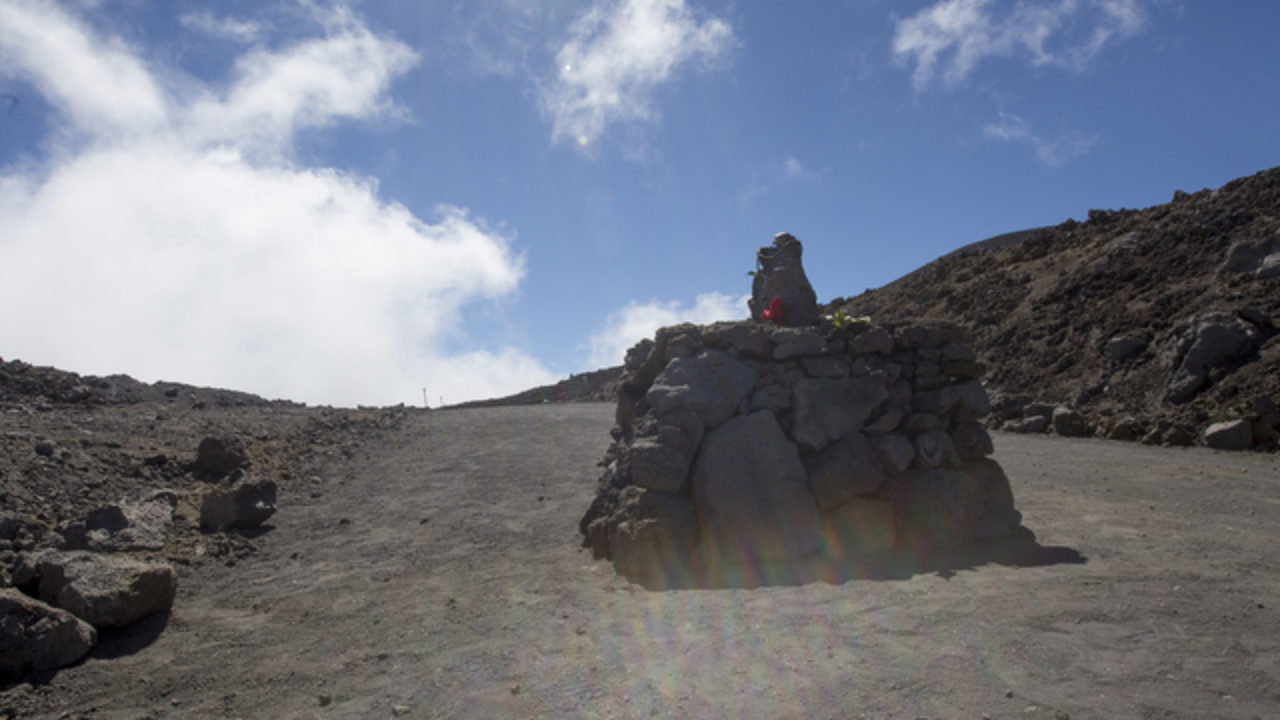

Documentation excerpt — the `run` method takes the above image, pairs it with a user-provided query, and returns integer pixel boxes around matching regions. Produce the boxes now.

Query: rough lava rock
[0,587,98,681]
[200,472,278,532]
[60,490,176,552]
[607,487,699,583]
[1202,420,1254,450]
[33,551,177,629]
[645,350,758,429]
[193,436,251,479]
[749,233,820,328]
[580,311,1026,585]
[1164,311,1262,405]
[691,410,822,565]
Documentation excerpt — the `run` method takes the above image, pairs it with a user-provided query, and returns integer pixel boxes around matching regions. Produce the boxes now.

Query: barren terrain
[4,401,1279,719]
[835,166,1280,444]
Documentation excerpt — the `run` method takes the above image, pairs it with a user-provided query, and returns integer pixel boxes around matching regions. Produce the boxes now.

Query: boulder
[749,233,820,328]
[645,350,758,429]
[879,458,1022,553]
[1051,407,1091,437]
[791,375,889,450]
[0,588,97,680]
[1249,396,1280,448]
[1007,415,1049,434]
[771,329,827,359]
[607,487,699,583]
[901,412,945,436]
[749,384,790,414]
[1023,402,1055,419]
[35,551,176,629]
[691,411,821,564]
[61,490,176,552]
[628,409,703,493]
[1,515,47,553]
[911,379,990,417]
[200,473,278,532]
[1259,252,1280,280]
[954,380,992,416]
[1164,312,1261,404]
[1106,335,1148,364]
[912,430,960,470]
[846,326,894,357]
[1105,416,1145,441]
[803,432,886,511]
[623,338,655,371]
[823,499,896,555]
[194,436,250,479]
[951,422,995,459]
[1202,419,1254,451]
[871,434,916,475]
[800,355,851,378]
[863,404,905,435]
[1219,232,1280,276]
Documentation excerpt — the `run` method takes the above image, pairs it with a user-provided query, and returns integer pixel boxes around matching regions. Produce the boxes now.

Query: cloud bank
[585,292,749,369]
[893,0,1148,91]
[540,0,734,148]
[0,0,557,406]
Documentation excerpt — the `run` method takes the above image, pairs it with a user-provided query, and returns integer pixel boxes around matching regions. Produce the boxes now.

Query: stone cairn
[579,233,1025,586]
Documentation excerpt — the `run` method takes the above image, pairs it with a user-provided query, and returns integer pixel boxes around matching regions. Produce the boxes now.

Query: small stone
[1051,407,1091,437]
[200,476,277,532]
[1202,419,1253,450]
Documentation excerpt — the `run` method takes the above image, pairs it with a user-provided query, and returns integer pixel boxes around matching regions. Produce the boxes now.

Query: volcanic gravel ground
[3,403,1280,719]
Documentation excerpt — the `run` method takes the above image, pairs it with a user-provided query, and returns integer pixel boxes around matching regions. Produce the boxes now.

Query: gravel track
[4,403,1279,719]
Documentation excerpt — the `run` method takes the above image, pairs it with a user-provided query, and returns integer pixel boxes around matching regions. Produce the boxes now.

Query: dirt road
[4,403,1279,719]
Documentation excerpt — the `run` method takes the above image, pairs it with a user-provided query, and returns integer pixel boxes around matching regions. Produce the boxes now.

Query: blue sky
[1,0,1278,406]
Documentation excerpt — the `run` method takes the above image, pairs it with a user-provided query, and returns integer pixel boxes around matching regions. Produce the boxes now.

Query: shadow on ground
[625,526,1086,591]
[90,610,171,660]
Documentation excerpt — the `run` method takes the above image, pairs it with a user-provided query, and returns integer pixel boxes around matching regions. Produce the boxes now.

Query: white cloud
[183,7,419,160]
[983,111,1097,165]
[540,0,734,148]
[0,0,168,133]
[893,0,1148,91]
[180,10,267,44]
[585,292,749,369]
[0,0,557,406]
[783,155,820,181]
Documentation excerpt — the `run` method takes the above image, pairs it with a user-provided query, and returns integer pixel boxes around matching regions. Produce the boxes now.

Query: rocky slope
[1,357,415,571]
[447,366,622,409]
[830,165,1280,449]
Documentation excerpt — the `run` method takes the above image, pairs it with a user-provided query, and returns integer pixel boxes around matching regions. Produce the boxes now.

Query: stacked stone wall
[579,317,1024,584]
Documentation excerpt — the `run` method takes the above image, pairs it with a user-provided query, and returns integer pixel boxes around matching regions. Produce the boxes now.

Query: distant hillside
[833,165,1280,446]
[447,366,622,409]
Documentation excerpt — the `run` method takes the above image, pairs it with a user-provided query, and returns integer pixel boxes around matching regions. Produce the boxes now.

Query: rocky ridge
[828,166,1280,450]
